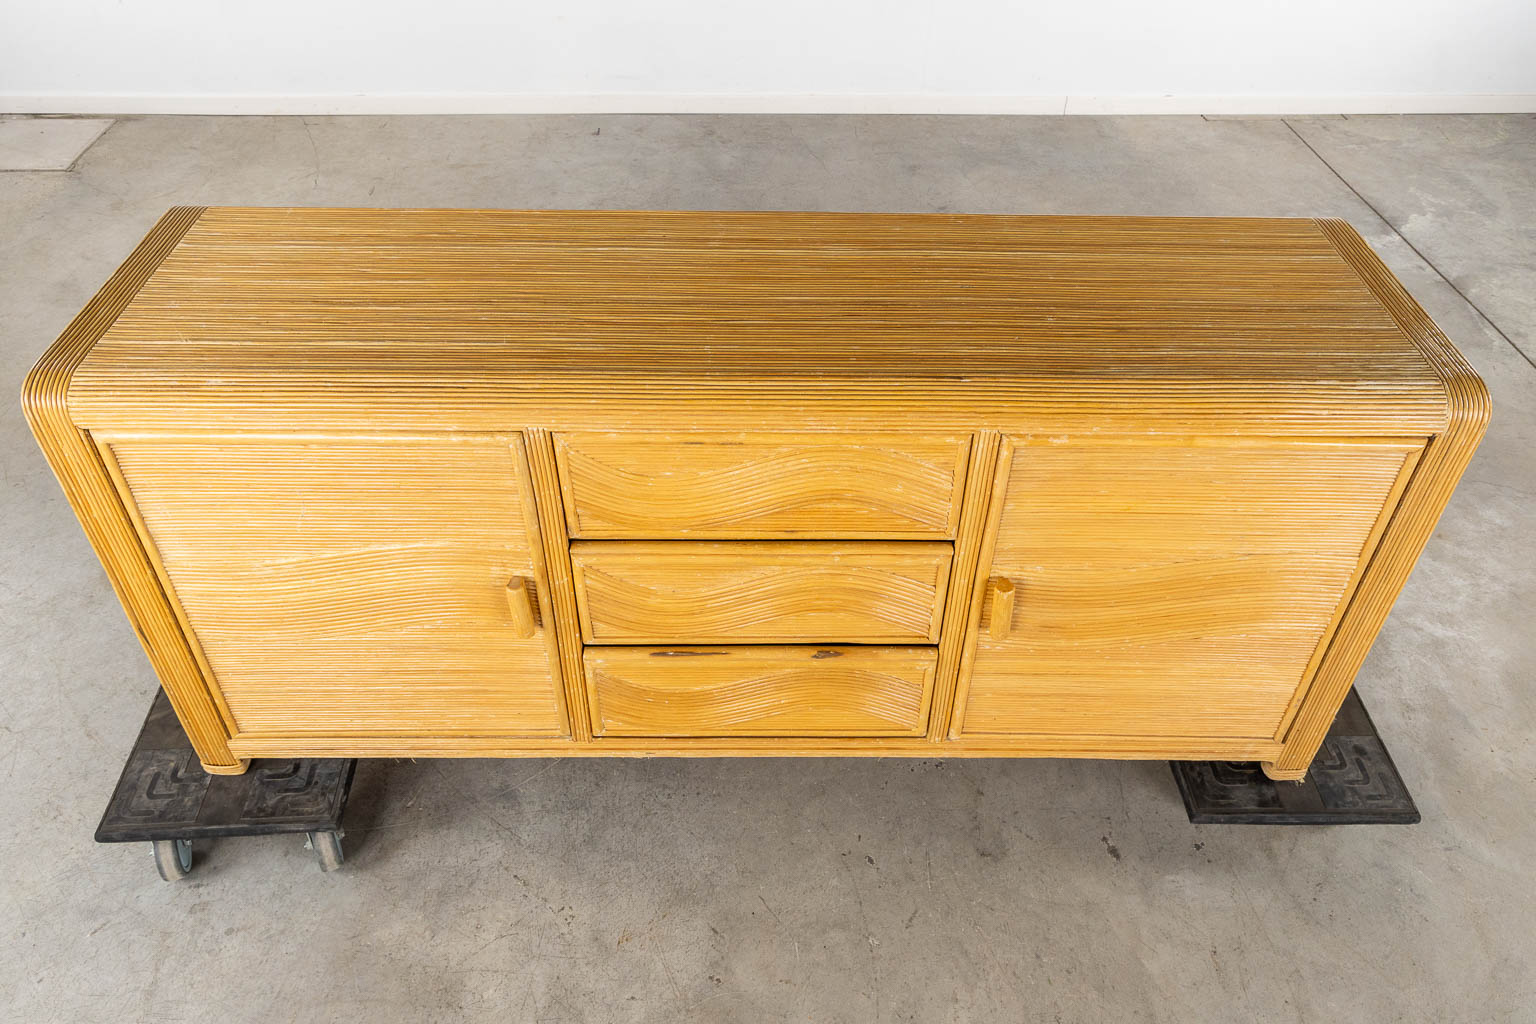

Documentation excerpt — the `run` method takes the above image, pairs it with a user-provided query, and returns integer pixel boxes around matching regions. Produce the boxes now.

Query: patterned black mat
[96,689,355,843]
[1171,688,1419,824]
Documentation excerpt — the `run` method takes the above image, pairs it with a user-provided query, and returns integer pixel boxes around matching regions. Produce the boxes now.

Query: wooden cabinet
[24,208,1488,780]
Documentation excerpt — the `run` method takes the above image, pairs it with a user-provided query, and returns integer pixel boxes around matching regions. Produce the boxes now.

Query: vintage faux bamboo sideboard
[24,207,1488,782]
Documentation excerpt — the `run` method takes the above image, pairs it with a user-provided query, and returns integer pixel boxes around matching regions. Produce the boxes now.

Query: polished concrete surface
[1,113,1532,1023]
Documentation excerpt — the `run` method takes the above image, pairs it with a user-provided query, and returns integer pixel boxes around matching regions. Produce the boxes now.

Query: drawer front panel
[569,541,954,643]
[105,436,567,738]
[554,433,970,538]
[961,439,1422,739]
[586,645,936,736]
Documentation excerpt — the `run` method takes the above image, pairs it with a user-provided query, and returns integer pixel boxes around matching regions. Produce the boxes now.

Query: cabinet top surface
[62,207,1468,434]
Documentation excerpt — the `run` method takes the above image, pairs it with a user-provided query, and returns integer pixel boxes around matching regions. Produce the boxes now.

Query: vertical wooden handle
[988,577,1015,641]
[505,576,537,638]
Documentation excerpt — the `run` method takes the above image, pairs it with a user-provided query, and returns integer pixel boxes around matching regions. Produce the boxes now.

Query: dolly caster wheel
[306,830,344,872]
[152,839,193,881]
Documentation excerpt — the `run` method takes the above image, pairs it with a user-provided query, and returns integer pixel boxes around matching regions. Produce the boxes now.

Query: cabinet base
[1170,688,1419,825]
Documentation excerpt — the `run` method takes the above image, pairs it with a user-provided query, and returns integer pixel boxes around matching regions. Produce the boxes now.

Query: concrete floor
[1,113,1533,1023]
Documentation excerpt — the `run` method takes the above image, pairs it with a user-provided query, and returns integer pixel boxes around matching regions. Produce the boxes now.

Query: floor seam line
[1282,117,1536,373]
[67,117,119,172]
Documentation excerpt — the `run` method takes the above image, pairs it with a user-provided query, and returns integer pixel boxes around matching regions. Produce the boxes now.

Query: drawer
[569,541,953,643]
[586,645,936,736]
[553,433,970,538]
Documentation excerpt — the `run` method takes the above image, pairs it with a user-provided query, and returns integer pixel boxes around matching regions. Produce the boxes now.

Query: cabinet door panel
[960,439,1421,739]
[105,436,567,737]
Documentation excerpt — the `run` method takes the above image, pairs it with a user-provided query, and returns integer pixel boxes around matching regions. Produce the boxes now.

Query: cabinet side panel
[1269,221,1493,776]
[19,207,244,771]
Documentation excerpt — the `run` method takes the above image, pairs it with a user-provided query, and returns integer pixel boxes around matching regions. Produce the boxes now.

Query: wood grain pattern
[505,577,537,638]
[226,732,1284,761]
[947,440,1021,740]
[524,427,596,742]
[585,646,935,737]
[24,208,1487,775]
[67,209,1450,438]
[554,432,968,538]
[923,430,996,741]
[987,578,1015,641]
[569,541,953,644]
[100,435,568,737]
[1260,220,1491,778]
[956,438,1423,739]
[19,207,249,773]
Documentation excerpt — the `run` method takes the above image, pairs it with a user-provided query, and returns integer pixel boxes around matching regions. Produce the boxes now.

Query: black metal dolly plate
[97,689,357,877]
[1171,688,1420,824]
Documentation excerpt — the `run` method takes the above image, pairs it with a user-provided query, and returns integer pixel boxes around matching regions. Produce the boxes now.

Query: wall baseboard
[3,92,1533,116]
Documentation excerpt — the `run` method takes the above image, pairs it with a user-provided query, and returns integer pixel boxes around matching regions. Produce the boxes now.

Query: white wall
[3,0,1534,114]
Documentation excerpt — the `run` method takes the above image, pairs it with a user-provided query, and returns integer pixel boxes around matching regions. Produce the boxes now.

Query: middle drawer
[568,541,954,644]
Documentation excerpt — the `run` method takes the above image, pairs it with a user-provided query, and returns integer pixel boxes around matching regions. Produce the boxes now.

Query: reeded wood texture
[553,433,969,538]
[569,541,953,644]
[1263,220,1492,778]
[585,646,935,737]
[227,731,1282,762]
[957,439,1424,739]
[18,206,246,772]
[525,428,595,741]
[68,209,1451,438]
[923,431,998,741]
[100,435,568,737]
[29,209,1489,769]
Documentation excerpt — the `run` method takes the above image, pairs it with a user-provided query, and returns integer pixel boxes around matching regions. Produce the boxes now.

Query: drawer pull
[988,577,1015,641]
[505,577,538,638]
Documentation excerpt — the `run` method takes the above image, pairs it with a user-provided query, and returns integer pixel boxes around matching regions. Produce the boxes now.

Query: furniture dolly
[95,688,354,880]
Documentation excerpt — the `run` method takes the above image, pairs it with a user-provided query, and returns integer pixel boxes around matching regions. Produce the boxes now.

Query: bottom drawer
[585,646,936,737]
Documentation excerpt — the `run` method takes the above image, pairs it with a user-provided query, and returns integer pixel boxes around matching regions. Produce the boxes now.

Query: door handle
[506,576,538,638]
[988,577,1015,641]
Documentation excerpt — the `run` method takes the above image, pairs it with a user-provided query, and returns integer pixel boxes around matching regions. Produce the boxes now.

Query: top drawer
[553,433,970,538]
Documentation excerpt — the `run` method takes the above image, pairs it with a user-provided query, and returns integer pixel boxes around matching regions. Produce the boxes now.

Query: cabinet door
[956,438,1422,740]
[103,435,567,738]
